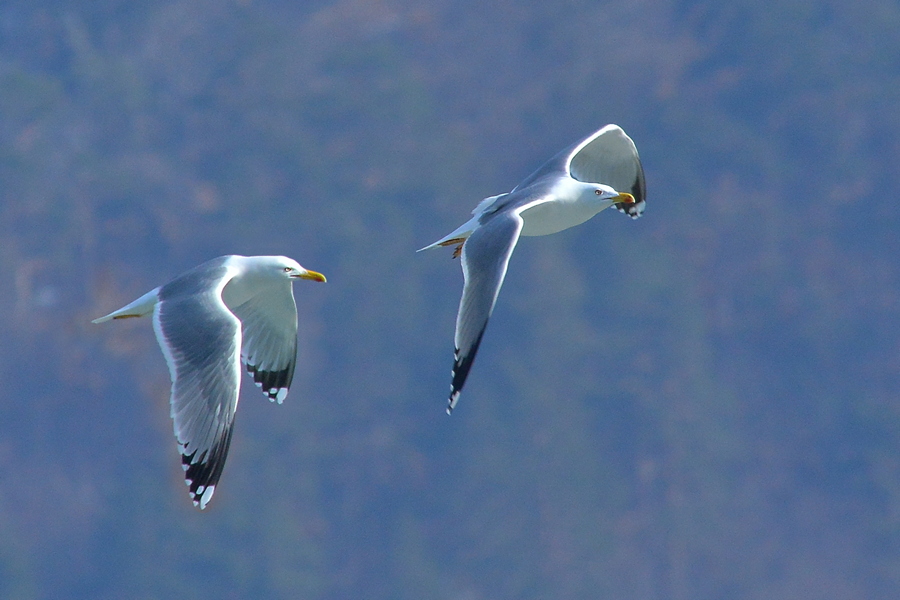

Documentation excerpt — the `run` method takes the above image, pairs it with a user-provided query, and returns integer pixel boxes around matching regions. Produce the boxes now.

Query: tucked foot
[437,237,467,259]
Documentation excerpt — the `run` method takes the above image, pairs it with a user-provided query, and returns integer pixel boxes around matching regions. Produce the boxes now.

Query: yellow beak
[298,270,327,283]
[613,192,635,204]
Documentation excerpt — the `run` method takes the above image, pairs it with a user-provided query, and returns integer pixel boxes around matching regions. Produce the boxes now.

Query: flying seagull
[93,255,326,509]
[419,124,645,414]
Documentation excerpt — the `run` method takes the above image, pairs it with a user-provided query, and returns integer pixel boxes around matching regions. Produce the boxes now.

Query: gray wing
[449,210,524,413]
[226,281,299,404]
[567,124,645,218]
[152,272,241,510]
[516,124,646,218]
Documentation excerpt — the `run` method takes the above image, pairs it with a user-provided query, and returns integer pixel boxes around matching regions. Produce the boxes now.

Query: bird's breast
[518,199,605,236]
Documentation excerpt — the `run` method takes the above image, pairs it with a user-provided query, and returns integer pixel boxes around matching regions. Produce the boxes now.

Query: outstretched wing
[566,124,645,218]
[449,210,524,413]
[515,124,646,218]
[226,280,299,404]
[152,264,241,510]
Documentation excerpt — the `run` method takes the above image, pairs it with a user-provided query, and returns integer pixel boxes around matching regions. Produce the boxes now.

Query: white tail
[417,194,507,252]
[92,288,160,323]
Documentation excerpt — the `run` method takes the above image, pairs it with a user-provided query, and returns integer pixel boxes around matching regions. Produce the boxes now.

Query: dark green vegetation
[2,1,900,598]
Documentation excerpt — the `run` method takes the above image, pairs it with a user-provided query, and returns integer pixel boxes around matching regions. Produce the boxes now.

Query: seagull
[419,124,645,414]
[92,255,326,509]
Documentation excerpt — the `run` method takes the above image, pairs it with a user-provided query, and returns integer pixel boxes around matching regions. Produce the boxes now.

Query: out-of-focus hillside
[1,1,899,598]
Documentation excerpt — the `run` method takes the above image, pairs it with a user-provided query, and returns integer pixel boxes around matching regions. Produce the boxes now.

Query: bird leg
[438,237,467,260]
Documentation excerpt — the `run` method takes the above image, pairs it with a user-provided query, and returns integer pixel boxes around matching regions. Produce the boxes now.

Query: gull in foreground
[93,255,326,509]
[419,124,645,414]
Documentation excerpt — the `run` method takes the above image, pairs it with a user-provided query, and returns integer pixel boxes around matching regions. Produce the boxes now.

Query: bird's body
[93,255,326,509]
[419,124,646,413]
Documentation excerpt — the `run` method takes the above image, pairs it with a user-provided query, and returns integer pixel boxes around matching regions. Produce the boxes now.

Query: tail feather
[419,195,507,252]
[418,220,478,253]
[92,288,159,323]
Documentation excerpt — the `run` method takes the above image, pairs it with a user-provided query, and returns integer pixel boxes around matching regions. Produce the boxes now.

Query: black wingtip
[246,363,294,403]
[181,424,234,509]
[615,199,645,219]
[447,330,486,414]
[616,176,646,218]
[446,393,459,415]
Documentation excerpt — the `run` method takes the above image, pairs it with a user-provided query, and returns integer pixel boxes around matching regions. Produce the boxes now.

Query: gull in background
[419,124,645,414]
[93,255,326,509]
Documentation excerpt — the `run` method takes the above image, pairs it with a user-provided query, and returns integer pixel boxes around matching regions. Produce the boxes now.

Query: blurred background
[2,0,900,598]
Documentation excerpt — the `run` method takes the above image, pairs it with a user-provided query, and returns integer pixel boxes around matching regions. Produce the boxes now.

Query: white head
[251,256,327,283]
[591,183,635,206]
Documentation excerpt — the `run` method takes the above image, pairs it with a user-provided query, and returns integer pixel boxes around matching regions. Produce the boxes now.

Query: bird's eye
[283,267,292,273]
[595,189,603,195]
